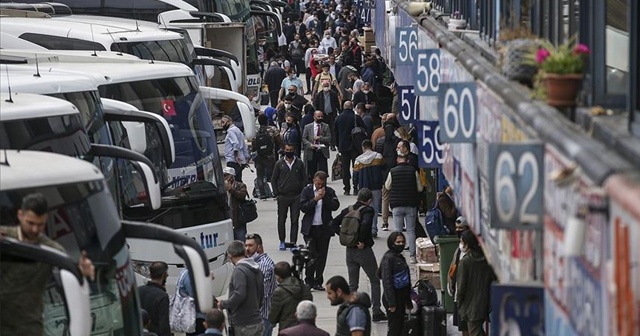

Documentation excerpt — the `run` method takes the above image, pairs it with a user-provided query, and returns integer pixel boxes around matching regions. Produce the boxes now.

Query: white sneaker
[409,257,417,264]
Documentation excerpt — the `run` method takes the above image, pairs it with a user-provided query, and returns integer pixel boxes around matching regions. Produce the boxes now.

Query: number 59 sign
[488,143,544,229]
[437,82,477,143]
[417,120,443,168]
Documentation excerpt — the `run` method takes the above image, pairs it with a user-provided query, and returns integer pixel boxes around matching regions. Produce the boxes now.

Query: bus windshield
[0,180,142,336]
[111,39,194,66]
[98,76,224,191]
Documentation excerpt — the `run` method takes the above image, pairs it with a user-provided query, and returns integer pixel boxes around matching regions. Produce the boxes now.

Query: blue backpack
[424,200,450,244]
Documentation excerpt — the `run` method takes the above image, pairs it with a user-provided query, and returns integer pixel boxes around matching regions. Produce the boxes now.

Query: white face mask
[323,87,330,92]
[362,90,370,94]
[284,103,292,108]
[396,149,404,157]
[459,242,466,253]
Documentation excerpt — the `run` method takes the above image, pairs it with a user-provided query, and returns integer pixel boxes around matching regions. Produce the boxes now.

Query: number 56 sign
[488,143,544,229]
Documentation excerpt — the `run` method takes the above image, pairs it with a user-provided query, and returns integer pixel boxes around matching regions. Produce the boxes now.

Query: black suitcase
[402,312,422,336]
[421,305,446,336]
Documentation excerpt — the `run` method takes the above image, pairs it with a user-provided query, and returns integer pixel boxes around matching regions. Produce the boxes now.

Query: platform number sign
[414,49,440,96]
[417,120,444,167]
[397,85,419,124]
[488,143,544,230]
[437,82,477,142]
[396,27,417,65]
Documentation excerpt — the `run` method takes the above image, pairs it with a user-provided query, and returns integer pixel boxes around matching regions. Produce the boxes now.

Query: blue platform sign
[397,85,419,124]
[490,283,545,336]
[488,143,544,229]
[437,82,477,143]
[414,49,441,96]
[395,27,417,66]
[417,120,444,168]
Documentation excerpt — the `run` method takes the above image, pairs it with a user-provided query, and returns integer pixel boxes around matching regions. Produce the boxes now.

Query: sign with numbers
[488,143,544,229]
[397,85,419,124]
[437,82,477,142]
[414,49,440,96]
[490,283,545,336]
[395,27,417,65]
[416,120,443,168]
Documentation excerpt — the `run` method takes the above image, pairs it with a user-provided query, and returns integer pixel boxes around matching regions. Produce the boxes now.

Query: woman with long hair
[378,232,411,335]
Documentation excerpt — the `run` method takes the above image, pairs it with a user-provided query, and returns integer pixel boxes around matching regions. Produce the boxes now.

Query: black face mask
[315,119,323,123]
[391,244,404,253]
[284,151,294,158]
[222,123,230,130]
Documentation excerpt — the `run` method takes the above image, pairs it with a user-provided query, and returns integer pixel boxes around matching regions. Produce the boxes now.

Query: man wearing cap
[447,216,470,336]
[223,167,250,240]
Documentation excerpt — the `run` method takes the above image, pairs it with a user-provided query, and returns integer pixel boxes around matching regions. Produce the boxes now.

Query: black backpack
[254,128,274,158]
[415,279,439,307]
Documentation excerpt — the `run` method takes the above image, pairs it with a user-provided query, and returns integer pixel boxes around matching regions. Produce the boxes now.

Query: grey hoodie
[221,258,265,326]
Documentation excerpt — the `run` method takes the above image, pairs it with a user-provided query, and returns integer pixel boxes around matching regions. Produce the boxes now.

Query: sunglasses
[245,233,257,239]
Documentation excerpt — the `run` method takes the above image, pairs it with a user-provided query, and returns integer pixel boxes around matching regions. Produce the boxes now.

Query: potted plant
[448,11,466,30]
[532,37,590,107]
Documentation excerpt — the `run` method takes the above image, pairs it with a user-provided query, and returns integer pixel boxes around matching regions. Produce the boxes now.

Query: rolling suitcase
[421,305,446,336]
[402,311,421,335]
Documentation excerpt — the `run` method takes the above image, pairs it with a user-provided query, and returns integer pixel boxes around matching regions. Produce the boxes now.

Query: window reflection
[605,0,629,95]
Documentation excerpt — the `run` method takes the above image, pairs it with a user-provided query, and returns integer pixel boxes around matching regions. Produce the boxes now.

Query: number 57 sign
[488,143,544,229]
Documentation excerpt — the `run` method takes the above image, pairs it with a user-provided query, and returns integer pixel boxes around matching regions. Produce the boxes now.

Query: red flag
[161,99,176,117]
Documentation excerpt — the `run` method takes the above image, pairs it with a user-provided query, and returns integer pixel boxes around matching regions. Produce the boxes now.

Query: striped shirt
[254,253,277,320]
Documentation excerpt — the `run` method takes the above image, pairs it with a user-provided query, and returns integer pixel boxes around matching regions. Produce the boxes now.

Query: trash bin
[434,235,459,313]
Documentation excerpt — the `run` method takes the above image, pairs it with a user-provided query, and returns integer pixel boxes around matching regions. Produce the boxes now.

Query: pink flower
[536,48,550,64]
[573,43,590,55]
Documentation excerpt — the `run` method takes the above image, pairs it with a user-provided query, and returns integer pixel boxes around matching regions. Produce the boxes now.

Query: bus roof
[1,49,195,84]
[0,150,104,191]
[0,67,98,95]
[0,16,184,49]
[0,92,79,121]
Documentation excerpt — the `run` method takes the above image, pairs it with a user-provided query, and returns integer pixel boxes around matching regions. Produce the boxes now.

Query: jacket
[137,282,171,336]
[269,276,313,331]
[438,192,458,233]
[228,181,248,228]
[335,292,372,336]
[456,250,497,322]
[381,120,399,174]
[385,163,423,208]
[265,65,287,91]
[299,184,341,236]
[353,150,384,190]
[302,122,331,161]
[334,109,366,152]
[379,247,410,308]
[331,202,374,248]
[312,90,341,115]
[278,320,330,336]
[352,90,377,109]
[271,157,307,196]
[220,258,265,326]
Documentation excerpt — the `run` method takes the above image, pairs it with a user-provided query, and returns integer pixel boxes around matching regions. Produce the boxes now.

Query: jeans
[234,225,247,241]
[262,318,273,336]
[392,207,417,258]
[255,162,274,198]
[230,322,264,336]
[346,247,383,314]
[227,161,244,182]
[371,189,382,234]
[277,194,301,243]
[382,185,391,224]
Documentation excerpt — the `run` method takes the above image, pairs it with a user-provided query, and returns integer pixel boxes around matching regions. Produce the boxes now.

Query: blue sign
[395,27,417,66]
[437,82,477,143]
[397,85,419,124]
[488,143,544,229]
[417,120,443,168]
[490,283,545,336]
[414,49,441,96]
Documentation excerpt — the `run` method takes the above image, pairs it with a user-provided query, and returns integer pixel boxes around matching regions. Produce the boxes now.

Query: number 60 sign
[437,82,477,143]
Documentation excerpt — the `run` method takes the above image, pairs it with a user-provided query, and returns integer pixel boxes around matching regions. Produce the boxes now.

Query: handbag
[238,196,258,223]
[169,271,196,333]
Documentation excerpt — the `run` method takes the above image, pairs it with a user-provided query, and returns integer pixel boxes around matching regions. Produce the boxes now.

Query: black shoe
[343,191,350,196]
[311,284,325,291]
[353,188,359,195]
[372,313,388,322]
[330,146,337,151]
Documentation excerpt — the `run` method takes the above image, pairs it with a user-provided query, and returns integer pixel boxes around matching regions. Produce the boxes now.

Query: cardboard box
[363,27,375,42]
[416,238,439,264]
[417,263,441,289]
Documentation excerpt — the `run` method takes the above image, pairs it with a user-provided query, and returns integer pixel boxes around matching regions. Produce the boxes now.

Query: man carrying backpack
[331,188,387,322]
[252,114,281,199]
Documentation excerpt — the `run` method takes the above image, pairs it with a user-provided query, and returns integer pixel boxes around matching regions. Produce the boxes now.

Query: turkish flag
[162,99,176,117]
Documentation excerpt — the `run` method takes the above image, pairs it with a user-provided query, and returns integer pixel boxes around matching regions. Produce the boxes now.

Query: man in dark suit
[265,62,287,107]
[137,262,170,336]
[302,111,332,183]
[334,101,366,195]
[299,171,340,290]
[352,82,378,125]
[312,81,341,150]
[196,309,225,336]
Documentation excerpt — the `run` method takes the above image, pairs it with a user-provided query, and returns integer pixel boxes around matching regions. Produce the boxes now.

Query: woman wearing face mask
[456,230,498,336]
[378,232,411,335]
[447,216,470,336]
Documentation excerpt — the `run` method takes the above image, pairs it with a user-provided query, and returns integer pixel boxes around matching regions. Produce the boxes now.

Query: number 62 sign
[488,143,544,230]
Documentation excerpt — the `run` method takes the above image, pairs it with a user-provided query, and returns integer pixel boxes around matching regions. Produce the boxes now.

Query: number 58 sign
[488,144,544,229]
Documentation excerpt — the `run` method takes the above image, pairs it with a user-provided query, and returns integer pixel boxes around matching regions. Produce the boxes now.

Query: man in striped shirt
[246,233,277,336]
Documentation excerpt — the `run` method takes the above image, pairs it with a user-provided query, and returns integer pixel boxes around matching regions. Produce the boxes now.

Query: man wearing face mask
[245,234,277,336]
[447,217,470,336]
[384,142,424,264]
[302,110,332,183]
[222,115,250,182]
[289,34,306,76]
[272,143,307,250]
[312,63,343,96]
[138,262,171,336]
[287,84,309,113]
[312,81,340,149]
[352,82,377,118]
[280,70,305,102]
[318,29,337,55]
